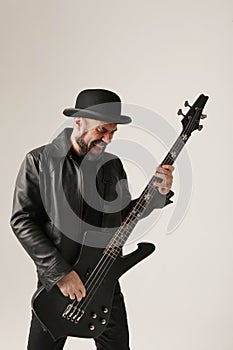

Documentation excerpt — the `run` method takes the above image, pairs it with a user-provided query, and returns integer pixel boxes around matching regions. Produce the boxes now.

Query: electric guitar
[32,94,209,340]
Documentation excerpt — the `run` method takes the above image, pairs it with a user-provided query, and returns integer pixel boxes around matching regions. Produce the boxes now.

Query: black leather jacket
[10,129,174,292]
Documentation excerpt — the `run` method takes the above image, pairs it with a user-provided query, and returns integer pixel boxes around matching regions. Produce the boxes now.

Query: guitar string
[69,181,158,314]
[67,113,199,315]
[65,171,159,316]
[78,109,203,310]
[67,131,190,314]
[69,135,186,314]
[73,161,182,314]
[67,143,181,314]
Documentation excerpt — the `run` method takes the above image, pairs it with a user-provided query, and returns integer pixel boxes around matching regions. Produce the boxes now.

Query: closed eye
[96,127,106,133]
[96,127,118,134]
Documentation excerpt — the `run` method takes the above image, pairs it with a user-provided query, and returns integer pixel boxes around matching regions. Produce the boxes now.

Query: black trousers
[27,286,130,350]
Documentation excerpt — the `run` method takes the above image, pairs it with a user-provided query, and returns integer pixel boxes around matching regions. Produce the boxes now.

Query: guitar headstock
[177,94,209,135]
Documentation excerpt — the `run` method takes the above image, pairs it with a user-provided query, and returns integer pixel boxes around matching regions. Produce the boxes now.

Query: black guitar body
[32,230,155,340]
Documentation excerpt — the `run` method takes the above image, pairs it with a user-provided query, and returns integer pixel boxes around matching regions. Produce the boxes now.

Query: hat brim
[63,108,132,124]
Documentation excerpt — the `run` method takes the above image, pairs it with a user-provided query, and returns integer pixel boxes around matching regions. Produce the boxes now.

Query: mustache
[74,137,107,155]
[92,140,107,147]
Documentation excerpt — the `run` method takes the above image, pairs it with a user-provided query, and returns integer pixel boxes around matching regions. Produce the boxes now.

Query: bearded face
[74,136,107,160]
[73,119,118,160]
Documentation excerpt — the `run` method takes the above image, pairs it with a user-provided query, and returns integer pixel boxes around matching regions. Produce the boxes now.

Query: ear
[74,117,82,130]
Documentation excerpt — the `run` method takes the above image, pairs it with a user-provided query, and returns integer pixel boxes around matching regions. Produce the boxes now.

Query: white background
[1,0,232,349]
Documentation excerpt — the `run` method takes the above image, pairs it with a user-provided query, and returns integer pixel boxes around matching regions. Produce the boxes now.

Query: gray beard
[74,137,106,161]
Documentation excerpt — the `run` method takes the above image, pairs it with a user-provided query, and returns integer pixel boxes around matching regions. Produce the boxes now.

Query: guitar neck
[104,94,209,257]
[161,131,190,166]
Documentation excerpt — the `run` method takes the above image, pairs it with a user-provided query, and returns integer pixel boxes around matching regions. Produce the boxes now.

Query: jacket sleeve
[120,161,174,221]
[10,152,73,291]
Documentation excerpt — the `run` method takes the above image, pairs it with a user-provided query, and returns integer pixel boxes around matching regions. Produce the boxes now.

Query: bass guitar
[32,94,209,340]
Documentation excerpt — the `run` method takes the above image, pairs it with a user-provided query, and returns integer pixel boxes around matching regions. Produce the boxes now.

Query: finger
[77,280,86,297]
[154,172,165,183]
[154,172,173,183]
[157,179,172,189]
[156,167,173,177]
[81,287,86,298]
[154,184,172,193]
[155,174,173,182]
[67,291,82,302]
[69,293,76,300]
[154,177,172,189]
[79,285,86,298]
[157,187,170,195]
[155,172,173,183]
[155,167,169,176]
[75,291,84,302]
[161,165,175,172]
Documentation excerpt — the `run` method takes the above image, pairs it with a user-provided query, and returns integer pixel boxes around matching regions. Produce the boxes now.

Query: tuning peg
[198,125,203,131]
[177,109,185,117]
[184,100,191,108]
[200,114,207,119]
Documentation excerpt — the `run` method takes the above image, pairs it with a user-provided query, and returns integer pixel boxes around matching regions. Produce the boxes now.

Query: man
[10,89,174,349]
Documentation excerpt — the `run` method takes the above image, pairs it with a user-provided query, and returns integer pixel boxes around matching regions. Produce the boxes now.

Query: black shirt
[61,150,104,264]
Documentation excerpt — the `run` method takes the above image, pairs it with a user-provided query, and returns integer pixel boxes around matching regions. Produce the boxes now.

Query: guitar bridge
[62,303,73,318]
[73,309,85,323]
[62,303,84,324]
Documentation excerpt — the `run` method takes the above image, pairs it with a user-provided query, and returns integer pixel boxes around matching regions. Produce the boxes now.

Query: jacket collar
[45,128,73,158]
[45,128,116,166]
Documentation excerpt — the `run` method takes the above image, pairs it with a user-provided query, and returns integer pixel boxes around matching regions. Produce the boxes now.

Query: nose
[101,133,112,144]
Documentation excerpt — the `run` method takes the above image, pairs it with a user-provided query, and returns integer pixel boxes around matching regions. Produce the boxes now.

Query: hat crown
[75,89,121,110]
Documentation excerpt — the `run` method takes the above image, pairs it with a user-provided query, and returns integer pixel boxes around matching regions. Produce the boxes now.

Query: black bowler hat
[63,88,132,124]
